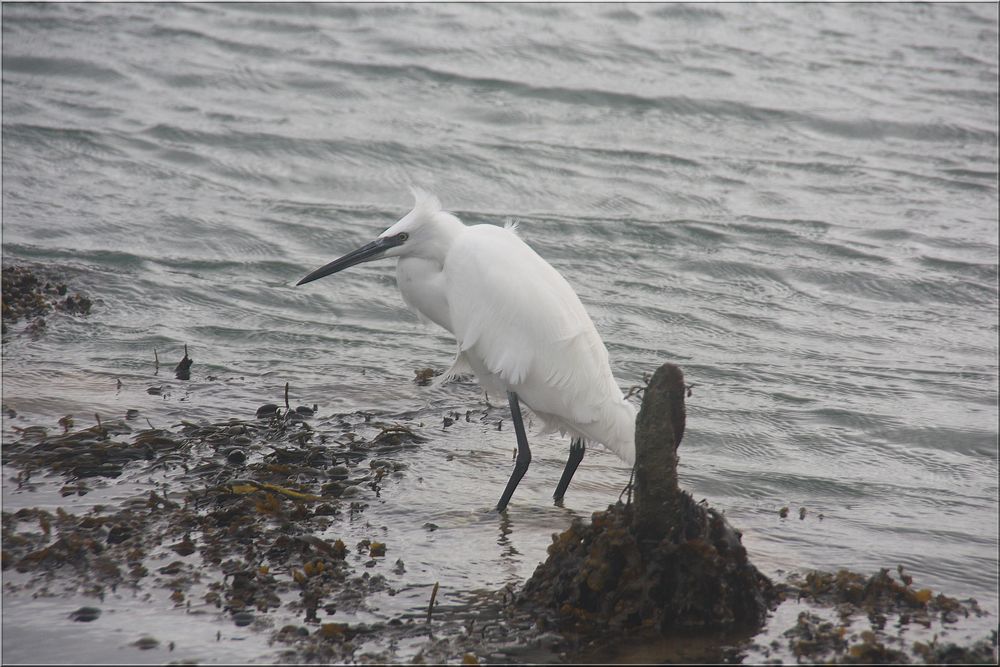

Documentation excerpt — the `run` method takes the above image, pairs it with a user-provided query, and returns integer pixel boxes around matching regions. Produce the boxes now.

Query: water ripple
[2,3,996,654]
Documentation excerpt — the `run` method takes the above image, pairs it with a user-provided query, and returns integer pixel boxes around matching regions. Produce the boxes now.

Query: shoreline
[2,262,996,664]
[3,398,995,664]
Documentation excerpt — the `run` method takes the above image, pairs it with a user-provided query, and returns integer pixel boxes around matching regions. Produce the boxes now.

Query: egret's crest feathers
[408,187,441,219]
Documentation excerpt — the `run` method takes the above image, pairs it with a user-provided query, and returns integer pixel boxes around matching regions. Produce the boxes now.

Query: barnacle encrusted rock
[518,363,776,636]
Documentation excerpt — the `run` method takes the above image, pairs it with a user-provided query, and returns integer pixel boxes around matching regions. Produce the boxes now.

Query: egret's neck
[394,212,466,334]
[410,211,465,265]
[397,256,453,333]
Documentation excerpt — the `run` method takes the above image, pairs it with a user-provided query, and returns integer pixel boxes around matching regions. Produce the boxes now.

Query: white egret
[297,189,636,511]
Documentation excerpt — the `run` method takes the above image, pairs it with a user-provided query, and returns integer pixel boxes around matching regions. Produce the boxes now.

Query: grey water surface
[2,2,997,663]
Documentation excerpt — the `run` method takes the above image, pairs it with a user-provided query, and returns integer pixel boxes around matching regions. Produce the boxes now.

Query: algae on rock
[519,363,777,636]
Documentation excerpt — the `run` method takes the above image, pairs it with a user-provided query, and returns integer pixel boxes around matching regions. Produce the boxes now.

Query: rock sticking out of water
[518,363,776,637]
[413,367,439,386]
[517,363,994,664]
[519,494,776,638]
[1,263,91,337]
[174,344,192,380]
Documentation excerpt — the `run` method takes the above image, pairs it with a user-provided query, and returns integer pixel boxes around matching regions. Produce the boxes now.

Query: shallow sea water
[2,2,997,663]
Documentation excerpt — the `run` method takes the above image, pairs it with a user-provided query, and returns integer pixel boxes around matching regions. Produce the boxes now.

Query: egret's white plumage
[380,189,636,464]
[297,189,636,508]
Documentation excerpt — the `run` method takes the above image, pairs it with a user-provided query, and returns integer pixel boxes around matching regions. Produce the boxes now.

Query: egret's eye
[397,232,409,242]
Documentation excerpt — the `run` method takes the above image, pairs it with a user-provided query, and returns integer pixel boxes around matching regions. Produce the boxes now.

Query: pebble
[69,606,101,622]
[225,449,247,465]
[232,611,255,627]
[133,636,160,650]
[256,404,279,418]
[327,465,350,480]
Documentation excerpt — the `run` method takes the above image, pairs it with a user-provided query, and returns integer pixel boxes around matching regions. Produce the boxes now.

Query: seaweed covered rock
[1,263,91,336]
[518,363,776,636]
[520,494,775,635]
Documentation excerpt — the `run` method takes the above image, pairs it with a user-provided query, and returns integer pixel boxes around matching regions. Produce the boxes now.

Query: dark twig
[624,371,652,400]
[427,581,439,623]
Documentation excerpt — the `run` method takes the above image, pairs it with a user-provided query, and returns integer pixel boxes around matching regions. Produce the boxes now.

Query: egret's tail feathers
[599,397,637,466]
[534,397,636,467]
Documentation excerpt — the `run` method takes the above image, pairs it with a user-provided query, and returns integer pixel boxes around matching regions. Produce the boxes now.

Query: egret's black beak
[297,234,406,286]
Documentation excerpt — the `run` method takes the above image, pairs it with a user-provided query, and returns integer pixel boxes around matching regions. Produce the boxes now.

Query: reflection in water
[497,510,521,579]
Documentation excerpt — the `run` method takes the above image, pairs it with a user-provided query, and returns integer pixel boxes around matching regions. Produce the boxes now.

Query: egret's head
[375,187,443,257]
[297,188,450,286]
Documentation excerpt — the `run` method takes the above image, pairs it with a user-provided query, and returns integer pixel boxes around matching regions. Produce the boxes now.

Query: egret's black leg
[497,391,531,512]
[553,438,585,503]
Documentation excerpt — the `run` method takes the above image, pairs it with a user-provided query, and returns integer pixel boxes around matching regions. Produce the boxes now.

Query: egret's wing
[445,224,636,461]
[445,225,619,412]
